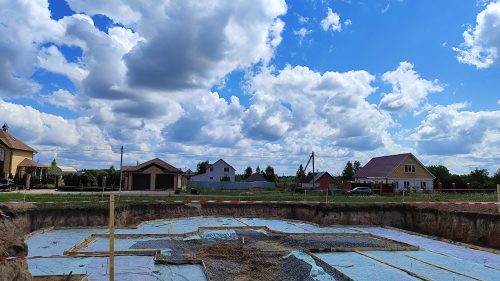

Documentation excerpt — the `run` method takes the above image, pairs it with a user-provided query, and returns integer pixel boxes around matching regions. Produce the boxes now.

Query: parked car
[347,187,373,196]
[0,178,14,191]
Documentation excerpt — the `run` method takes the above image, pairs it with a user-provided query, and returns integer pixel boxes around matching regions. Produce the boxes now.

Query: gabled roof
[354,153,434,179]
[208,159,236,171]
[184,169,195,176]
[304,172,333,183]
[0,130,36,152]
[122,158,181,173]
[17,158,48,168]
[246,173,267,182]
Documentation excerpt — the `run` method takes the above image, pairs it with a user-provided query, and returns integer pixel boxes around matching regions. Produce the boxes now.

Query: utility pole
[109,193,115,281]
[312,151,315,191]
[118,146,123,193]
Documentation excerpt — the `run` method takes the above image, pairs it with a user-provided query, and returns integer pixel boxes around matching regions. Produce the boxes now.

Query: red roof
[17,158,48,168]
[122,158,181,173]
[354,153,410,178]
[0,130,36,152]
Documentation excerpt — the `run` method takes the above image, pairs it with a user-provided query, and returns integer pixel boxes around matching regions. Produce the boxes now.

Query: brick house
[0,124,39,179]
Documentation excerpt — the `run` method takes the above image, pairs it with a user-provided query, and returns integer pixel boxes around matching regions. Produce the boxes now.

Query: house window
[224,167,229,172]
[420,181,426,188]
[404,181,410,188]
[404,164,415,173]
[209,177,213,180]
[210,167,213,172]
[0,148,3,161]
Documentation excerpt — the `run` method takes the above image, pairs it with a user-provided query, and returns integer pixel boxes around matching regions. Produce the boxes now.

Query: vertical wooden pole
[109,193,115,281]
[497,184,500,214]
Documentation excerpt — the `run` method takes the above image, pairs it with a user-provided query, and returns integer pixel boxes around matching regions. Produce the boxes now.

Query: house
[246,172,267,182]
[303,172,334,190]
[122,158,183,191]
[354,153,435,191]
[56,166,78,174]
[190,159,236,182]
[0,124,38,179]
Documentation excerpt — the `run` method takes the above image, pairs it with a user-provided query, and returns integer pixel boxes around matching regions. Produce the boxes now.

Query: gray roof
[304,172,333,183]
[246,173,267,182]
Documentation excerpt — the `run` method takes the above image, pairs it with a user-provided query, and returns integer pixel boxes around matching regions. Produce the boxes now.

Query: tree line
[426,165,500,189]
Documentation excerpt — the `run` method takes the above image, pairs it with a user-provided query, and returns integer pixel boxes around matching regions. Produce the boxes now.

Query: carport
[122,158,183,191]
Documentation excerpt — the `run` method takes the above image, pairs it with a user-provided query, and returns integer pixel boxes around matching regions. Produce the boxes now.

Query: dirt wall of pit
[6,202,500,249]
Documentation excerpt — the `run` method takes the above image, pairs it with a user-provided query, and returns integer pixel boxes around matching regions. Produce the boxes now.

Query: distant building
[303,172,334,190]
[190,159,236,182]
[0,123,38,178]
[246,172,267,182]
[56,166,78,174]
[354,153,435,191]
[122,158,183,191]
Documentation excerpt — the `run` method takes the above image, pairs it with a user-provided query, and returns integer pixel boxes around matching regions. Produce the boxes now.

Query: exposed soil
[411,202,499,214]
[0,207,32,281]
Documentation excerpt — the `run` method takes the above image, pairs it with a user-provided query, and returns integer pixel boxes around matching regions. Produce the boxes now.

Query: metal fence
[187,181,275,190]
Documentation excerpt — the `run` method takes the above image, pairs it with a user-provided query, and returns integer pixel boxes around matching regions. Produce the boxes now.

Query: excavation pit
[25,217,500,280]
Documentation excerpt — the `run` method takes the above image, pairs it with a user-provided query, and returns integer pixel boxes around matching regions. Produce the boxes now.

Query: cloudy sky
[0,0,499,175]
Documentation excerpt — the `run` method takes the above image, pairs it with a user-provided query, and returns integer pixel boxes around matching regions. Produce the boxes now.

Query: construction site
[0,200,498,281]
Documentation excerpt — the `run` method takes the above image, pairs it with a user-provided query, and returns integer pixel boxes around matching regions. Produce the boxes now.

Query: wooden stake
[497,184,500,214]
[109,193,115,281]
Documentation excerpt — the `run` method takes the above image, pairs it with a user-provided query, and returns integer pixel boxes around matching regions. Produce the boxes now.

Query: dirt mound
[0,206,32,281]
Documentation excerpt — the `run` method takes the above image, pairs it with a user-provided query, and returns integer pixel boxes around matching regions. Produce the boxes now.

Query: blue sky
[0,0,499,175]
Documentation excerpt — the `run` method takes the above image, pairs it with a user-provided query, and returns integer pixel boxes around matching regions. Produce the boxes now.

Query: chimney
[2,123,8,132]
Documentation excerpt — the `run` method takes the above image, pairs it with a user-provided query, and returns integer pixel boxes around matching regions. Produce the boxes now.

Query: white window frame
[404,164,415,173]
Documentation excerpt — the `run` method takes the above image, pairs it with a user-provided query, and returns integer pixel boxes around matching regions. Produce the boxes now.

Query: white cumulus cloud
[321,7,343,32]
[379,62,443,112]
[454,1,500,68]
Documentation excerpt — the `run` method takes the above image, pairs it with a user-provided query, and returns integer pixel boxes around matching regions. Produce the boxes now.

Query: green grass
[0,190,496,210]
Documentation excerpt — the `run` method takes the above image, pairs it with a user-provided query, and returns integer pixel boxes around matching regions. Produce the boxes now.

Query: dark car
[0,178,14,191]
[347,187,373,196]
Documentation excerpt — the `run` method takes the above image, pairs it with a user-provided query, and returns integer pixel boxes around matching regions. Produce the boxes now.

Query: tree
[296,164,306,182]
[264,165,277,182]
[342,161,355,181]
[494,168,500,184]
[49,159,58,172]
[353,161,361,173]
[244,166,253,179]
[196,160,210,175]
[469,168,490,188]
[256,166,261,174]
[426,165,451,187]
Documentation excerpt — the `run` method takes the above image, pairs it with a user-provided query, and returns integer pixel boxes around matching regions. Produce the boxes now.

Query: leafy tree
[296,164,306,182]
[426,165,451,187]
[264,165,277,182]
[353,161,361,173]
[256,166,261,174]
[494,168,500,184]
[469,168,490,189]
[244,166,253,179]
[342,161,355,181]
[49,159,58,172]
[196,160,210,174]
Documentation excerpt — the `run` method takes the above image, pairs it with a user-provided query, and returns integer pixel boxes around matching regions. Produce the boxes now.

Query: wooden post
[497,184,500,214]
[25,174,31,190]
[109,193,115,281]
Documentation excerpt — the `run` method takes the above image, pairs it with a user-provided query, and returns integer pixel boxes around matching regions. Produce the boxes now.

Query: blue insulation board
[361,227,500,269]
[315,252,421,281]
